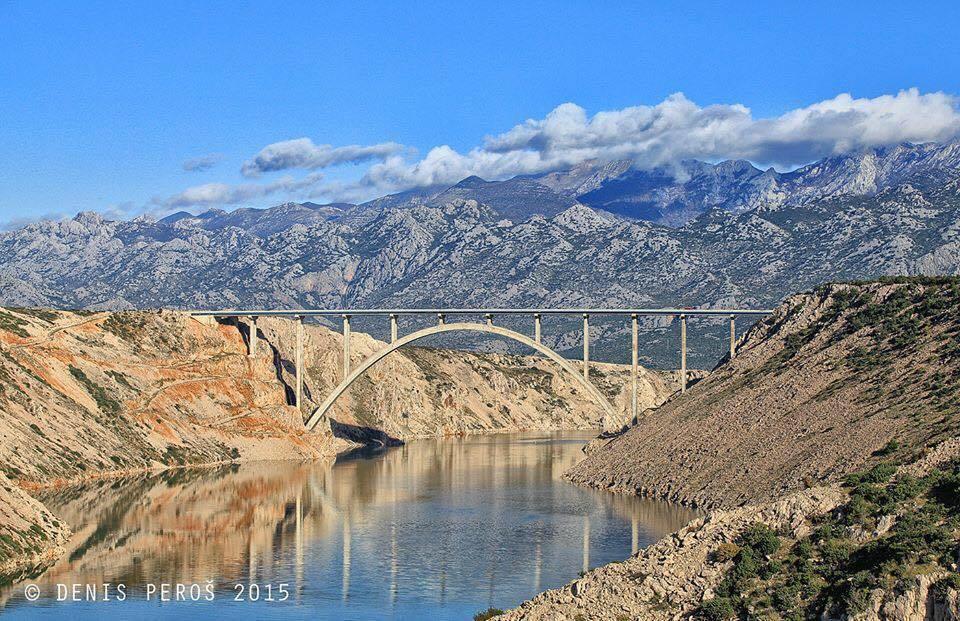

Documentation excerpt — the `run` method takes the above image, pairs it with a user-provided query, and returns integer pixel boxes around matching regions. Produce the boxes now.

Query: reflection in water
[1,432,696,620]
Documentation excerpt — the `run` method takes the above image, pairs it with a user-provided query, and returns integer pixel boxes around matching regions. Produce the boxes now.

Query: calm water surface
[1,431,695,620]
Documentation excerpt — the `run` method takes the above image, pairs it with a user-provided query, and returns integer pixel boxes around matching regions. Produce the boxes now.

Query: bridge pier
[534,313,541,344]
[342,314,351,378]
[631,314,638,422]
[390,314,398,343]
[295,315,304,410]
[582,314,590,379]
[680,314,687,393]
[729,314,737,359]
[248,316,258,357]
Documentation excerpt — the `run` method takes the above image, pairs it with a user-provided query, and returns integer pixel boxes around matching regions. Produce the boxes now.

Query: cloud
[162,173,324,209]
[160,88,960,209]
[182,153,225,172]
[241,138,403,177]
[305,88,958,201]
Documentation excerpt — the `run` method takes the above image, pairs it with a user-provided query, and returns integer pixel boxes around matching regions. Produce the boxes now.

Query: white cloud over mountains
[240,139,404,177]
[164,173,324,208]
[167,88,960,208]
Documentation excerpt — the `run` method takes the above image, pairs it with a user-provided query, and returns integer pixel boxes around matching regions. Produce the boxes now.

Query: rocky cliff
[564,278,960,510]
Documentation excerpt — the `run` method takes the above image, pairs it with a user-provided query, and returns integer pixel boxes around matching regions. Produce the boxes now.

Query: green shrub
[862,462,898,484]
[793,539,813,559]
[884,475,925,507]
[697,597,736,621]
[771,584,798,613]
[473,608,504,621]
[711,542,741,563]
[874,439,900,456]
[840,495,873,526]
[845,462,897,486]
[931,574,960,599]
[68,365,121,415]
[739,523,781,556]
[719,546,759,596]
[0,311,29,338]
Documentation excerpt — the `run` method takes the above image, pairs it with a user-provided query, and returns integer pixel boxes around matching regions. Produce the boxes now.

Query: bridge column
[729,314,737,360]
[342,314,351,378]
[631,313,638,422]
[534,313,541,344]
[295,315,304,410]
[390,314,398,343]
[437,313,446,326]
[484,313,494,327]
[248,316,258,357]
[680,314,687,394]
[582,313,590,379]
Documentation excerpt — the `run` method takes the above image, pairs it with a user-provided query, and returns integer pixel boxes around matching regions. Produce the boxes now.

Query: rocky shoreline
[496,279,960,620]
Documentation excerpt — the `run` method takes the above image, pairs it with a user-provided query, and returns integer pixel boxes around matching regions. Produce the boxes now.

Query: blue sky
[2,0,960,226]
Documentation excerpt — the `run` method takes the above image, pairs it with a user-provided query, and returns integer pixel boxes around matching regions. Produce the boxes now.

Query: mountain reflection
[6,432,696,615]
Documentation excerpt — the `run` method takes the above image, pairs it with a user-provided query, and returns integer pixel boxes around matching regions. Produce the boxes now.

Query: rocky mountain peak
[73,211,105,227]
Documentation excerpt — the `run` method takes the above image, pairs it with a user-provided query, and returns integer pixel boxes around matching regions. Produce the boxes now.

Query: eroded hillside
[566,278,960,509]
[0,307,681,578]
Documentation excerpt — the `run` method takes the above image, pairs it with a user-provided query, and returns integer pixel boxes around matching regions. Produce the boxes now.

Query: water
[1,431,695,620]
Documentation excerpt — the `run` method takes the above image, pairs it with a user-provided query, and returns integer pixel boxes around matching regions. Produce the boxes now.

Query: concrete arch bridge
[191,308,772,431]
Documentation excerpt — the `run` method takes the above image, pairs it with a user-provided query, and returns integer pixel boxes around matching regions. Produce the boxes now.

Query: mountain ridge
[3,142,960,367]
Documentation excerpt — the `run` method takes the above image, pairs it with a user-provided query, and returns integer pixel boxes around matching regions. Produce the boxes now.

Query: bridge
[191,308,773,431]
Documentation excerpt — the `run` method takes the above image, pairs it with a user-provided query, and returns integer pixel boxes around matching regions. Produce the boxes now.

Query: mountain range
[2,140,960,366]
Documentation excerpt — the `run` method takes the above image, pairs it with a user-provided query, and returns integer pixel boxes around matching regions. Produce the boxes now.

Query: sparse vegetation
[0,310,30,338]
[68,365,121,415]
[473,608,504,621]
[698,459,960,620]
[102,312,148,343]
[711,542,741,563]
[9,307,59,323]
[105,369,133,389]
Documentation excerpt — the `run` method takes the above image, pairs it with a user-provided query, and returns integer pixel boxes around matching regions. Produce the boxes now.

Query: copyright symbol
[24,584,40,601]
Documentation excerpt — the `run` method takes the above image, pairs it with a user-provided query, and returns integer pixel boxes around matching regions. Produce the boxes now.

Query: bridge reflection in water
[2,433,697,619]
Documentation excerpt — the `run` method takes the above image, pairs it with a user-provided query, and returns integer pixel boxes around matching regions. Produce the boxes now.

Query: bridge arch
[304,321,616,430]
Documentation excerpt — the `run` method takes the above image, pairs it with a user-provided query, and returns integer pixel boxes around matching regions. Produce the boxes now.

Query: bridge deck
[191,307,773,317]
[195,306,774,420]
